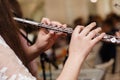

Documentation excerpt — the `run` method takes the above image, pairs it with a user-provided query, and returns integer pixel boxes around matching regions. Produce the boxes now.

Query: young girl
[0,0,105,80]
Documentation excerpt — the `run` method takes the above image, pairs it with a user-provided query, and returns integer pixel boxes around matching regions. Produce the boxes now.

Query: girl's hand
[21,18,67,62]
[57,23,105,80]
[69,22,105,59]
[34,18,67,52]
[116,31,120,38]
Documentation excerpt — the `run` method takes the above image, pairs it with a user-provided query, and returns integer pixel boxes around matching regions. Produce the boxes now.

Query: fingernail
[102,33,106,35]
[50,30,55,34]
[92,22,96,25]
[98,27,102,30]
[63,24,67,26]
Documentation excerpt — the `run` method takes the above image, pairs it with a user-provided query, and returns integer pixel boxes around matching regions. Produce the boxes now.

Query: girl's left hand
[34,18,67,52]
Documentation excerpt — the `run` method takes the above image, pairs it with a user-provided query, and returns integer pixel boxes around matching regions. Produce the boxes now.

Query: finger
[41,17,50,25]
[51,21,62,28]
[92,33,105,44]
[51,23,67,36]
[86,27,102,39]
[62,24,67,28]
[39,28,49,34]
[56,32,67,37]
[46,30,55,39]
[55,24,67,36]
[80,22,96,36]
[116,31,120,38]
[73,25,84,35]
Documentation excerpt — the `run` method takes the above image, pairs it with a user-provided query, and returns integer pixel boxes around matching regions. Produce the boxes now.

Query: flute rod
[13,17,73,34]
[13,17,120,44]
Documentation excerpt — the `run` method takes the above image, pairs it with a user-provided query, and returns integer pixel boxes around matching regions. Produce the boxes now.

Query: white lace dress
[0,36,36,80]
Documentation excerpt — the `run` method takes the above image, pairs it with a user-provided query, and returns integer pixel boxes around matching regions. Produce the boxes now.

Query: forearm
[57,54,85,80]
[19,32,42,61]
[19,30,43,62]
[23,45,43,63]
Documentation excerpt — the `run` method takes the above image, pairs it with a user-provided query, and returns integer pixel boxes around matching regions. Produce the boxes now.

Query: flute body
[13,17,120,44]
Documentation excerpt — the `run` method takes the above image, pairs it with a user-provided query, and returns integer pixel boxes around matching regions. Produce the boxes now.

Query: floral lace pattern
[0,67,8,80]
[0,36,36,80]
[0,67,36,80]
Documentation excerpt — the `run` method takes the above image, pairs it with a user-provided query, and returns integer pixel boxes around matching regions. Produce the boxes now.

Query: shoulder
[0,43,16,66]
[0,36,36,80]
[0,35,13,55]
[0,44,13,55]
[0,36,9,48]
[0,44,36,80]
[0,36,16,63]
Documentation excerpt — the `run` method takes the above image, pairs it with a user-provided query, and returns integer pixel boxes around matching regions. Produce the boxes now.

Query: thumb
[46,30,55,39]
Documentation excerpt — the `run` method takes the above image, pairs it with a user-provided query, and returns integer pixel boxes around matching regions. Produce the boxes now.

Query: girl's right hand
[69,22,105,59]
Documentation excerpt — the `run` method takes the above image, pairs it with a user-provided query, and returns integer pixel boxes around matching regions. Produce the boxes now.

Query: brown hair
[9,0,23,17]
[0,0,27,65]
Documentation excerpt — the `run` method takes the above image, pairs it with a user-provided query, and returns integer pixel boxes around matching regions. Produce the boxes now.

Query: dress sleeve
[0,42,36,80]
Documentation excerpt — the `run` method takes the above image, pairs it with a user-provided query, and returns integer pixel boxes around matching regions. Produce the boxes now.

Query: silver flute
[13,17,120,44]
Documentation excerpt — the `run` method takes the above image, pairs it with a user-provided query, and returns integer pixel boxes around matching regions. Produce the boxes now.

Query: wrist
[31,44,44,54]
[58,52,85,80]
[68,52,87,62]
[68,53,85,64]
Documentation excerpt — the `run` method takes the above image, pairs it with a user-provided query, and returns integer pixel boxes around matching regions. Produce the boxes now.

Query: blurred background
[17,0,120,80]
[18,0,120,25]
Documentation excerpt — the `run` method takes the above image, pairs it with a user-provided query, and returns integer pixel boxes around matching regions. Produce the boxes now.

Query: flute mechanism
[13,17,73,34]
[13,17,120,44]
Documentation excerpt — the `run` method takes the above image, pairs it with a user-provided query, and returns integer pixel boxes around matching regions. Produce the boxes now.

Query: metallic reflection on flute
[13,17,73,34]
